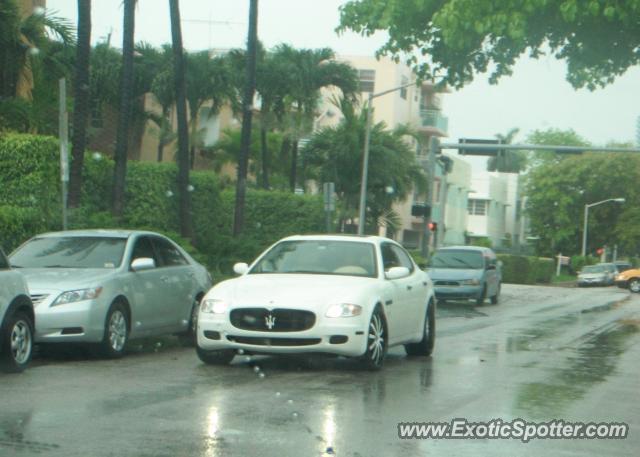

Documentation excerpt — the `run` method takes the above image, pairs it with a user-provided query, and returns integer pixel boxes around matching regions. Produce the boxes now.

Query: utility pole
[420,136,439,256]
[58,78,69,230]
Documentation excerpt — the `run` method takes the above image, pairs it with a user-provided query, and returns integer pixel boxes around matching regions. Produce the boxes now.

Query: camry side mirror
[131,257,155,271]
[233,262,249,275]
[385,266,410,280]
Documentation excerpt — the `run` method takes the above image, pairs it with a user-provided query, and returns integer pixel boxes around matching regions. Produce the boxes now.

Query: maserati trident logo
[265,314,276,330]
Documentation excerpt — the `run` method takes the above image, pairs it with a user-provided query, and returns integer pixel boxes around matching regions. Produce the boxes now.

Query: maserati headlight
[460,279,480,286]
[325,303,362,318]
[52,287,103,306]
[201,299,229,314]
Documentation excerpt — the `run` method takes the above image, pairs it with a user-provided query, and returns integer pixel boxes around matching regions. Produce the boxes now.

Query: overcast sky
[48,0,640,155]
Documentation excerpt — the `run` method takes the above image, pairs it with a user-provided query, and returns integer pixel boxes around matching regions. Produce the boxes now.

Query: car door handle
[422,281,428,287]
[187,271,195,278]
[407,285,413,290]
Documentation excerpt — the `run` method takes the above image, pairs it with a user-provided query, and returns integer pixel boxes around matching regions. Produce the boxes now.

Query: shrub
[497,254,554,285]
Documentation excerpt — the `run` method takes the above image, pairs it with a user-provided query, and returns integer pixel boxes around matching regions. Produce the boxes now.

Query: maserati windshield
[250,240,377,278]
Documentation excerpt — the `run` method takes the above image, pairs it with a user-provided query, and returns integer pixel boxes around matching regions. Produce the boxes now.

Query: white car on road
[197,235,435,369]
[10,230,212,357]
[0,248,34,373]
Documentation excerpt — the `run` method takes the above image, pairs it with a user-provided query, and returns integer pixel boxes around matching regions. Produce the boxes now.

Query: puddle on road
[514,321,640,419]
[0,412,60,453]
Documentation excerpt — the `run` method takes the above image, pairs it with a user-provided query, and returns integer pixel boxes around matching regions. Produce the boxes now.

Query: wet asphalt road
[1,284,639,457]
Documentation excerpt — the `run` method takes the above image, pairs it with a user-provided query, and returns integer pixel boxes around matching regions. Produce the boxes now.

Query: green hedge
[0,133,325,273]
[497,254,555,285]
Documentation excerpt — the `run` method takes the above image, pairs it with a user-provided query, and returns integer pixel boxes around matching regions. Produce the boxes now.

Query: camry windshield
[430,250,484,269]
[10,236,127,269]
[582,265,605,273]
[250,240,377,278]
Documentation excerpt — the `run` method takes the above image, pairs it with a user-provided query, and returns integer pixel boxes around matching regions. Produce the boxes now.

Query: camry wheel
[361,307,387,370]
[629,279,640,293]
[405,299,435,357]
[100,303,128,358]
[1,312,34,373]
[196,346,235,365]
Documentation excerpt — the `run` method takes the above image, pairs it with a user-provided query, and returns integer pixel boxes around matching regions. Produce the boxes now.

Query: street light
[581,198,625,256]
[357,81,419,235]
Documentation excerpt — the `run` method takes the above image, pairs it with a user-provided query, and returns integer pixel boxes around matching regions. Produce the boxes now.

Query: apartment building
[466,171,528,250]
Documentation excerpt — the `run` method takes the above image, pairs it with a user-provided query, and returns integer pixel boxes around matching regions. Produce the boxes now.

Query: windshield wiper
[42,265,69,268]
[10,264,22,268]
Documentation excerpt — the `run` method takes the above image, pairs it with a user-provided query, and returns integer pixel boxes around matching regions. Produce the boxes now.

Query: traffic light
[428,221,438,232]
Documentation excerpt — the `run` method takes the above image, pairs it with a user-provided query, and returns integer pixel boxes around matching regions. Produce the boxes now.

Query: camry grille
[230,308,316,332]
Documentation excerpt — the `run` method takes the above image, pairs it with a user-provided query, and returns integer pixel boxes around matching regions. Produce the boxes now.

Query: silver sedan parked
[9,230,212,357]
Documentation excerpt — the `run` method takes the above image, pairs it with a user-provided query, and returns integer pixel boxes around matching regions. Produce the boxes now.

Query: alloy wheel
[367,312,385,365]
[11,320,32,365]
[108,310,127,352]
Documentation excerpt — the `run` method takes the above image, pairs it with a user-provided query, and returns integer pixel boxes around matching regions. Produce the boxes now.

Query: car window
[130,236,158,265]
[0,249,8,270]
[381,243,402,271]
[152,237,188,267]
[390,244,414,273]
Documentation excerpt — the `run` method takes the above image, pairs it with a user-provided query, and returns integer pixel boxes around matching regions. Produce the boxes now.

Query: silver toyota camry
[9,230,212,357]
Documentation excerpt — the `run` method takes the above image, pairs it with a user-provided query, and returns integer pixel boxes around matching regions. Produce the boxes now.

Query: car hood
[210,273,378,308]
[579,273,606,280]
[426,268,482,281]
[18,268,117,292]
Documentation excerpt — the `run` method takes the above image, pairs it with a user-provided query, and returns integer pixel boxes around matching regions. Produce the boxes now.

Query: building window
[358,69,375,93]
[400,76,408,100]
[468,199,487,216]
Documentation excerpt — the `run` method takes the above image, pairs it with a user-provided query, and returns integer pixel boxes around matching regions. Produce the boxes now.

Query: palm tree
[68,0,92,208]
[185,51,235,169]
[169,0,193,238]
[270,45,358,191]
[111,0,136,218]
[233,0,259,237]
[0,0,74,99]
[487,127,527,173]
[305,98,426,232]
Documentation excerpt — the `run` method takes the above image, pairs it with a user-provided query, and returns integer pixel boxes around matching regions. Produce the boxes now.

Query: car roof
[33,229,160,239]
[436,245,493,252]
[280,234,390,244]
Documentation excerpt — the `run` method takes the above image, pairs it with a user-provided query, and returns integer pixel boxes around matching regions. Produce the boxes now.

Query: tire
[1,312,34,373]
[490,283,501,305]
[629,279,640,293]
[178,297,201,347]
[361,306,387,370]
[405,299,435,357]
[100,302,129,358]
[475,286,486,306]
[196,346,235,365]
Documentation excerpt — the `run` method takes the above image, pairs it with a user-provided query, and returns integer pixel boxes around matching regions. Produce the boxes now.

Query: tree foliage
[525,152,640,256]
[305,98,426,231]
[338,0,640,89]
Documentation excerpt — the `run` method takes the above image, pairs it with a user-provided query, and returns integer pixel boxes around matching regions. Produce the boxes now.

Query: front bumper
[33,294,107,343]
[434,285,483,301]
[197,314,368,357]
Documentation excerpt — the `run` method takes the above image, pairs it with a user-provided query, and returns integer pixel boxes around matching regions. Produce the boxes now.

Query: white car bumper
[197,313,369,357]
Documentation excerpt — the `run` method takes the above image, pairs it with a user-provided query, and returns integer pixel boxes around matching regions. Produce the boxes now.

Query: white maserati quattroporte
[196,235,435,369]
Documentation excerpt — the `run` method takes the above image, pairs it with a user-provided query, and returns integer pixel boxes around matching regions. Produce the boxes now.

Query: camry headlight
[325,303,362,318]
[52,287,103,306]
[201,299,229,314]
[460,279,480,286]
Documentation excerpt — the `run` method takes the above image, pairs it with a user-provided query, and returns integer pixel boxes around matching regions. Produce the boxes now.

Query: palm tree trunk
[169,0,193,239]
[233,0,259,237]
[289,139,298,192]
[111,0,135,218]
[260,124,269,189]
[68,0,91,208]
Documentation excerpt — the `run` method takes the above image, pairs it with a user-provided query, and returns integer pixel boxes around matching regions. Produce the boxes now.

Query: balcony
[419,109,448,137]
